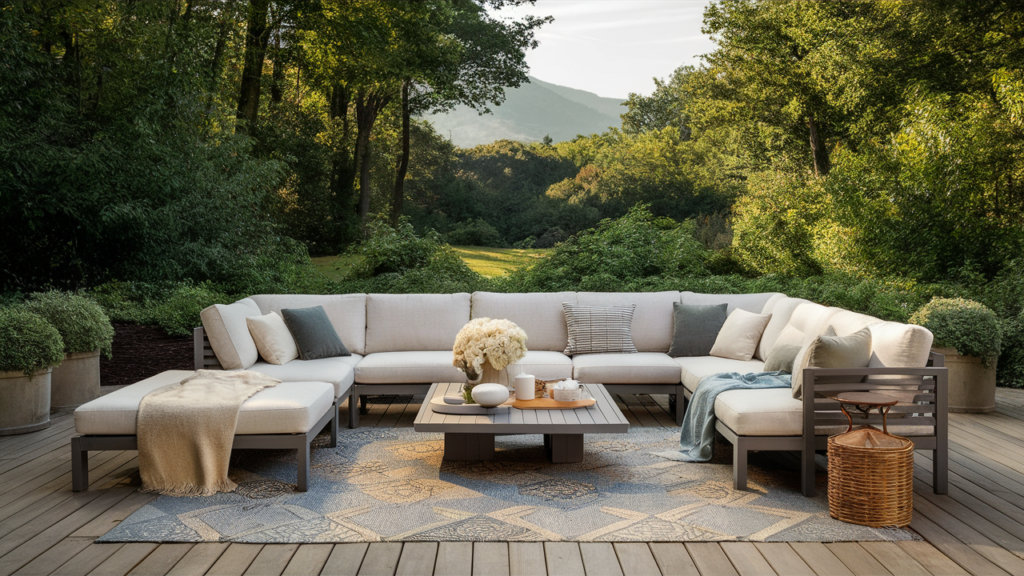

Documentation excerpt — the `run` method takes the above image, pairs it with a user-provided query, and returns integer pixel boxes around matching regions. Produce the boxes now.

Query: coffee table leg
[545,434,584,463]
[443,433,495,461]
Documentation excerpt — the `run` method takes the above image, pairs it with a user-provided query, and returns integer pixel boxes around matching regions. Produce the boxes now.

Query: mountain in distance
[424,76,625,148]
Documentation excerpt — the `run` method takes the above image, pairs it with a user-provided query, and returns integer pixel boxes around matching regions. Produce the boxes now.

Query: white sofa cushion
[246,312,298,365]
[471,292,577,352]
[677,356,767,393]
[572,353,682,384]
[365,293,471,353]
[249,294,367,355]
[510,350,574,381]
[200,298,263,370]
[576,292,680,352]
[709,309,771,361]
[248,356,359,398]
[680,292,784,315]
[74,371,334,436]
[355,351,468,384]
[757,297,811,360]
[827,310,934,384]
[714,387,933,437]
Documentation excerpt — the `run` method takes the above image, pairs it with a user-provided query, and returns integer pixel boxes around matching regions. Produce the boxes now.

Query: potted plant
[910,297,1002,413]
[25,291,114,410]
[0,307,65,434]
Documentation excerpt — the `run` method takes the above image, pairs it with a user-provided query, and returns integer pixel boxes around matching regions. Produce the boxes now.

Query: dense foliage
[910,299,1003,365]
[0,308,65,376]
[24,292,114,357]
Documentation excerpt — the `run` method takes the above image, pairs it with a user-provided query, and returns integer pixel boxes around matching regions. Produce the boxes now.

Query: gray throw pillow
[563,303,638,355]
[667,302,728,357]
[792,326,872,400]
[764,343,801,373]
[281,306,350,360]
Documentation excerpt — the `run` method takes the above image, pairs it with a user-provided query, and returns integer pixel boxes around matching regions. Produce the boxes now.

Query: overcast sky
[495,0,717,99]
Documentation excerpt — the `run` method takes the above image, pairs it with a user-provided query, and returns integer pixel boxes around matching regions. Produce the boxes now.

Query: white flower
[452,318,528,381]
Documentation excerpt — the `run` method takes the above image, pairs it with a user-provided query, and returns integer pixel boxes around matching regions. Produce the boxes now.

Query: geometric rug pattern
[98,428,917,543]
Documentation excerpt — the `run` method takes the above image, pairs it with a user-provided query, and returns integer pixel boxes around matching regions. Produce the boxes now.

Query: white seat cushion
[714,387,933,437]
[248,355,359,398]
[676,356,766,393]
[572,353,681,384]
[509,351,574,381]
[355,352,468,384]
[74,371,334,436]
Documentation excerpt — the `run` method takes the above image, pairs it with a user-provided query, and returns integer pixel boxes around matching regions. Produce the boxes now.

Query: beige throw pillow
[200,299,263,370]
[791,326,872,400]
[709,309,772,361]
[246,312,299,365]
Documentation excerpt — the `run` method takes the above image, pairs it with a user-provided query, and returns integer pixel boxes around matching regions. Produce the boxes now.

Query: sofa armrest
[193,326,224,371]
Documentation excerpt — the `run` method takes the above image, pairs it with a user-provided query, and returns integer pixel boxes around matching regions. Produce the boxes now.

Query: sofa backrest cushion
[471,292,577,352]
[200,298,263,370]
[827,310,934,378]
[575,291,680,352]
[249,294,367,355]
[365,293,471,353]
[680,292,784,315]
[757,297,811,360]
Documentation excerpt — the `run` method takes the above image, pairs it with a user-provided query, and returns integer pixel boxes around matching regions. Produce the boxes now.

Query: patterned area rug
[99,428,917,543]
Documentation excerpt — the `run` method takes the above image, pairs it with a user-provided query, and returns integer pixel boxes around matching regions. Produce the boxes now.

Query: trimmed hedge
[0,308,65,376]
[24,291,114,357]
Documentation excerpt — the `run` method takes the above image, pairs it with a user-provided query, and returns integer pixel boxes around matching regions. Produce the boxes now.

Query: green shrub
[446,219,506,247]
[910,298,1002,365]
[92,281,231,338]
[149,284,231,337]
[24,291,115,357]
[0,308,65,376]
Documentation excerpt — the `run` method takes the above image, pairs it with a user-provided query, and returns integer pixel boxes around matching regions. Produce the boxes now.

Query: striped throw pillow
[563,303,638,355]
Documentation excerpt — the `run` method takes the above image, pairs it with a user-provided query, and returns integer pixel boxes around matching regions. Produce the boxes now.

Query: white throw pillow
[246,312,299,365]
[200,298,263,370]
[709,309,772,361]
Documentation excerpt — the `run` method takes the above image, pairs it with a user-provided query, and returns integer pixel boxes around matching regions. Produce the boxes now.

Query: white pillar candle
[514,373,535,401]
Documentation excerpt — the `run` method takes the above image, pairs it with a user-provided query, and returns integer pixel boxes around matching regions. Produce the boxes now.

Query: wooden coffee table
[413,383,629,463]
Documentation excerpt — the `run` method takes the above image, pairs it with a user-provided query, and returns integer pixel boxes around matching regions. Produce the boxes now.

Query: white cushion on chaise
[74,371,335,436]
[573,353,682,384]
[247,356,359,398]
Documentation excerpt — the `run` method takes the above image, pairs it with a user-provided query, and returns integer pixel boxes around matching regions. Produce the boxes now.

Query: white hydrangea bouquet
[453,318,528,403]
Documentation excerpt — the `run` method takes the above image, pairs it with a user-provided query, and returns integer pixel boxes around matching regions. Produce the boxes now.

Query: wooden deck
[4,389,1024,576]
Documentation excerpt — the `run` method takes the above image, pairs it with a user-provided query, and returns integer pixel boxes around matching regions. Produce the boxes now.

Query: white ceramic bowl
[471,383,510,408]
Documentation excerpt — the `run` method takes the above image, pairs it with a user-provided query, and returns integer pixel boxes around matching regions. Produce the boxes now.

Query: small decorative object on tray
[551,379,583,402]
[514,373,535,400]
[430,396,511,415]
[452,317,528,403]
[471,383,510,407]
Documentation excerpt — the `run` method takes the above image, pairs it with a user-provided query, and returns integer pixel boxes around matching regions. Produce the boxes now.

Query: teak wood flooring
[4,388,1024,575]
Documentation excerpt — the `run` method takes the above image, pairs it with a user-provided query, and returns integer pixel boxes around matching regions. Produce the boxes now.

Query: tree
[236,0,272,132]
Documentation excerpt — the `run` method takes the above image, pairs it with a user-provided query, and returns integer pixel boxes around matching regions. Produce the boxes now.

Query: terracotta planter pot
[933,347,996,413]
[50,349,101,411]
[0,368,52,435]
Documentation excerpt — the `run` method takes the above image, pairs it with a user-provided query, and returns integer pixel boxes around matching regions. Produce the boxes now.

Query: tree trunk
[354,88,393,223]
[235,0,271,133]
[270,28,284,105]
[807,114,831,176]
[329,85,357,223]
[391,80,411,227]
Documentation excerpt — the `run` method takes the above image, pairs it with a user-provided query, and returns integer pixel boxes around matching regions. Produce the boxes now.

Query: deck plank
[52,542,125,576]
[508,542,546,576]
[684,544,737,576]
[752,544,814,576]
[825,542,891,576]
[720,542,776,576]
[88,543,158,576]
[648,543,699,576]
[128,543,195,576]
[896,541,970,576]
[435,542,472,576]
[322,543,369,576]
[613,543,660,576]
[356,542,403,576]
[396,542,438,576]
[167,543,231,576]
[281,544,334,576]
[790,543,854,576]
[473,542,510,576]
[544,542,585,576]
[859,542,930,576]
[205,543,264,576]
[579,542,623,576]
[243,544,299,576]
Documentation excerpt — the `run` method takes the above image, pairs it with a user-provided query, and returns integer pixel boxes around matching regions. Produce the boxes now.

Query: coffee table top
[413,383,629,435]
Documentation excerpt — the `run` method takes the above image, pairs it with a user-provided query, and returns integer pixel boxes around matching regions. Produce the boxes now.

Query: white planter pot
[933,347,996,413]
[0,368,52,435]
[50,349,101,411]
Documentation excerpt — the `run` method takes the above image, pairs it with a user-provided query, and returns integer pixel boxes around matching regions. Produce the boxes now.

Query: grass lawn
[311,247,549,281]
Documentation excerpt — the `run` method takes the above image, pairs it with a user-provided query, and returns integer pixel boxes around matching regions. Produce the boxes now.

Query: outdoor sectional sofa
[193,291,948,497]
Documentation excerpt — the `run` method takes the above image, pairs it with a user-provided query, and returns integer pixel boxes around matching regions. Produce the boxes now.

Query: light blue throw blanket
[655,371,791,462]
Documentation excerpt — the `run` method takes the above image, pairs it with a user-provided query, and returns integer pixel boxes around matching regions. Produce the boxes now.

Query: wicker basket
[827,426,914,528]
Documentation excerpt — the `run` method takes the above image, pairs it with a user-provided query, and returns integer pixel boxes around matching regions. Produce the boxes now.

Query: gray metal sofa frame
[72,400,338,492]
[684,351,948,497]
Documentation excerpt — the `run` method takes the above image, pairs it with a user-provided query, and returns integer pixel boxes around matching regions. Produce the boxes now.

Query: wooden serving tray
[512,398,596,410]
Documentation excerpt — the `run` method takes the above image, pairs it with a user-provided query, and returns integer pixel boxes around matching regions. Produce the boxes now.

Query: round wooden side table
[832,392,899,434]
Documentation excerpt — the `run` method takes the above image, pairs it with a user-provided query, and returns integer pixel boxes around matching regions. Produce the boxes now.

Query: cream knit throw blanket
[138,370,281,497]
